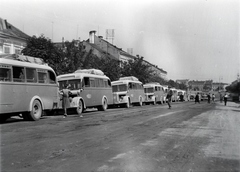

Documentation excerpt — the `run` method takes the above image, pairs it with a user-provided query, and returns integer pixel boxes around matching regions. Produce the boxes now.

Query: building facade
[0,18,29,55]
[83,30,167,79]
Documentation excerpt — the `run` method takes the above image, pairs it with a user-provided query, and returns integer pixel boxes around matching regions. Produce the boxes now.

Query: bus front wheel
[29,99,42,121]
[76,100,83,114]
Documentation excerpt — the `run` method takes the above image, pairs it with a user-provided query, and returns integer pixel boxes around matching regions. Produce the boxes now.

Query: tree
[22,35,63,75]
[120,57,153,83]
[226,80,240,94]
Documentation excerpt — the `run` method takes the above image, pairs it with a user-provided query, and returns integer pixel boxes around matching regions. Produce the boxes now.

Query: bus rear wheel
[76,100,83,115]
[29,99,42,121]
[98,97,108,111]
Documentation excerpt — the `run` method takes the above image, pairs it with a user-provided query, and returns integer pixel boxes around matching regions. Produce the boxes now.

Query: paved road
[1,101,240,172]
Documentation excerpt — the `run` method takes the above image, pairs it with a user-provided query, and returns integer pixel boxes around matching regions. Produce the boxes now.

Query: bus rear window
[58,79,81,90]
[0,68,11,82]
[144,87,154,93]
[112,84,127,92]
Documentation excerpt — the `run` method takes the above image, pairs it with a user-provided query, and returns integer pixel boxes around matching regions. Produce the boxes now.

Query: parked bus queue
[0,54,188,122]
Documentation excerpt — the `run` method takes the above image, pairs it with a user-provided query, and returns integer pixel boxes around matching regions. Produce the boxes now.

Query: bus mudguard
[29,96,44,112]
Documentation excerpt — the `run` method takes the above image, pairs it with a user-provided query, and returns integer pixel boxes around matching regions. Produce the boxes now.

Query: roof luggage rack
[0,54,45,65]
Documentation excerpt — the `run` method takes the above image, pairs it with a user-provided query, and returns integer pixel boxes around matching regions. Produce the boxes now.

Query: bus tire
[98,97,108,111]
[29,99,42,121]
[76,100,84,115]
[139,97,143,106]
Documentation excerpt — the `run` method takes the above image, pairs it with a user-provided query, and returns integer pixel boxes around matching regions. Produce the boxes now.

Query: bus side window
[83,77,90,87]
[129,83,132,89]
[48,70,56,84]
[0,67,11,82]
[26,68,37,83]
[90,78,95,87]
[13,66,25,82]
[104,80,108,87]
[99,79,104,87]
[38,72,48,83]
[107,80,111,87]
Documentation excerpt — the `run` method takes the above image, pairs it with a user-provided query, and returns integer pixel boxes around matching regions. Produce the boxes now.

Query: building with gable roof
[0,18,30,54]
[82,30,167,79]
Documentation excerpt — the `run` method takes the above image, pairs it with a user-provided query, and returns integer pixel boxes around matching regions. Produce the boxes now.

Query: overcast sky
[1,0,239,83]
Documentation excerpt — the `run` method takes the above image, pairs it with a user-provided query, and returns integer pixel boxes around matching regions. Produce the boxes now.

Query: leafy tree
[226,81,240,93]
[22,35,63,75]
[120,57,153,83]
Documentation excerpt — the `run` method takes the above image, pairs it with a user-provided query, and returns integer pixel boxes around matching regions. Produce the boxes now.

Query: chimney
[89,30,96,44]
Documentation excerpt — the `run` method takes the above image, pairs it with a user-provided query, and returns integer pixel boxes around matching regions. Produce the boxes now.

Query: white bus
[57,69,113,114]
[143,82,165,105]
[162,85,169,103]
[111,76,144,108]
[0,54,58,122]
[170,88,178,102]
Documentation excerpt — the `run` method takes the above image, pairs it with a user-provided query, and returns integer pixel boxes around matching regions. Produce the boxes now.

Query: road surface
[1,101,240,172]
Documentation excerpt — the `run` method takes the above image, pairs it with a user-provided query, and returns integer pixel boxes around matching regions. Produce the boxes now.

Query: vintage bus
[57,69,113,114]
[143,82,165,105]
[170,88,178,102]
[111,76,144,108]
[0,54,58,122]
[177,89,187,101]
[162,85,169,103]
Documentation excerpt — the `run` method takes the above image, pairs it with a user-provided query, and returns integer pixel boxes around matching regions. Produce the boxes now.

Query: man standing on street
[59,84,72,118]
[224,93,228,106]
[166,89,173,109]
[195,93,200,104]
[207,93,211,103]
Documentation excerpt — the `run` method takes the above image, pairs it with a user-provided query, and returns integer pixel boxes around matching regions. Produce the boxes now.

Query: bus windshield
[144,87,154,93]
[58,79,81,90]
[112,84,127,92]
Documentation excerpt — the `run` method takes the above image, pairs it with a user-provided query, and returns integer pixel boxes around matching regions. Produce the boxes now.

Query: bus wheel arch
[28,98,43,121]
[76,98,84,115]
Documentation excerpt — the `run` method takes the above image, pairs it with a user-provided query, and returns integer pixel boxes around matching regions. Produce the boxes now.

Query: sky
[1,0,239,84]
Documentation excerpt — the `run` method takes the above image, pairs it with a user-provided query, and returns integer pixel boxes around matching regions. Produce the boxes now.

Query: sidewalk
[215,101,240,111]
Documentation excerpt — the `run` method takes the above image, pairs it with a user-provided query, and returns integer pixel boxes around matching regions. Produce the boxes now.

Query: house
[0,18,30,54]
[82,30,167,79]
[188,80,213,92]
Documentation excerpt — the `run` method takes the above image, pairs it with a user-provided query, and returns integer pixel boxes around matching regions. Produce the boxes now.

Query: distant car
[190,94,195,100]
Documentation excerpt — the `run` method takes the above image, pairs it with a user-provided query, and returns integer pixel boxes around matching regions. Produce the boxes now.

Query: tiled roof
[0,18,30,40]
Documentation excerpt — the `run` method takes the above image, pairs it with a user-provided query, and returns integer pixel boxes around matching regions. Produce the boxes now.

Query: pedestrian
[212,94,215,103]
[195,93,200,104]
[220,93,223,103]
[207,93,211,103]
[59,84,72,118]
[224,93,228,106]
[166,89,172,109]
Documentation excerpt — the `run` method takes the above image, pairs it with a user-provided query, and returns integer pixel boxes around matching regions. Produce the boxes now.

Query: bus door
[0,64,13,113]
[12,66,27,112]
[81,77,96,106]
